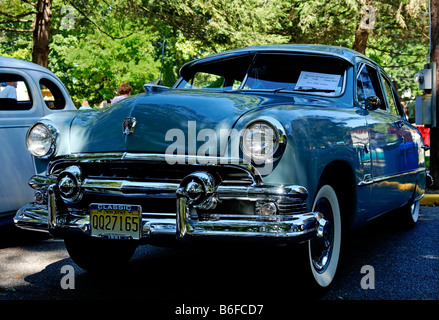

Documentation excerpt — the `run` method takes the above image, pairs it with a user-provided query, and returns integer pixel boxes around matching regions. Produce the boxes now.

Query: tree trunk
[32,0,52,69]
[430,0,439,189]
[353,1,374,54]
[353,28,369,54]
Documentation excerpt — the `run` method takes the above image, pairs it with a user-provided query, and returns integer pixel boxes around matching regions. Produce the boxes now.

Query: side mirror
[364,96,381,110]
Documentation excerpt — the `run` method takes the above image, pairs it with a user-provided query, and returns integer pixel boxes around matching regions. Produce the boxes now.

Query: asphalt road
[0,206,438,313]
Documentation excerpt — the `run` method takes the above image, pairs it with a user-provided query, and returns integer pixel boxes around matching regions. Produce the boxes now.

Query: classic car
[14,45,428,288]
[0,56,76,225]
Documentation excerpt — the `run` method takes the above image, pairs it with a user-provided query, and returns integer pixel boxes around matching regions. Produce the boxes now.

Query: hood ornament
[123,117,137,135]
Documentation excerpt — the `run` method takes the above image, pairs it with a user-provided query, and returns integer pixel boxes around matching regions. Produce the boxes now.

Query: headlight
[26,121,58,158]
[242,119,286,162]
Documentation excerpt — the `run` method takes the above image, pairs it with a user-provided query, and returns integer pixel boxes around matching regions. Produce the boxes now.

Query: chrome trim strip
[82,179,179,196]
[217,184,307,200]
[358,168,426,187]
[28,175,57,189]
[14,204,49,232]
[358,174,373,186]
[79,178,307,202]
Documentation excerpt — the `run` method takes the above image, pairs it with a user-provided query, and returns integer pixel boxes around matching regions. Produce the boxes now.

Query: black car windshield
[176,53,348,96]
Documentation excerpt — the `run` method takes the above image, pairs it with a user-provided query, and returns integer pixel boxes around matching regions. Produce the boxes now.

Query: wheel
[64,236,138,272]
[399,199,420,228]
[308,184,342,288]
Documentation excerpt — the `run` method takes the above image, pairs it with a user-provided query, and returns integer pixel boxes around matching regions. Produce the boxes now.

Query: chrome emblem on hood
[123,117,137,135]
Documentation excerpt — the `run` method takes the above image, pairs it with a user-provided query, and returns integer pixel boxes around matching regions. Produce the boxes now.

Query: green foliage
[50,31,161,106]
[365,0,429,100]
[0,0,33,60]
[285,0,359,46]
[0,0,432,106]
[49,0,162,106]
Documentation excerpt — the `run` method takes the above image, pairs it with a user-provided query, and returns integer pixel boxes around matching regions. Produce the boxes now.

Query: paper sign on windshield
[295,71,341,91]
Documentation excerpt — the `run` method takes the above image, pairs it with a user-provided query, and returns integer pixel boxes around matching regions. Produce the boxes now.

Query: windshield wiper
[273,87,287,93]
[293,87,335,93]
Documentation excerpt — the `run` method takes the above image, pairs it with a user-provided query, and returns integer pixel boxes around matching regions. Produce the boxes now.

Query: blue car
[0,57,76,226]
[15,45,428,288]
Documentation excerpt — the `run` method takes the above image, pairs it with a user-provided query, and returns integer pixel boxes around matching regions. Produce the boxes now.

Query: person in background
[79,100,92,110]
[111,83,133,104]
[99,99,111,108]
[0,82,17,99]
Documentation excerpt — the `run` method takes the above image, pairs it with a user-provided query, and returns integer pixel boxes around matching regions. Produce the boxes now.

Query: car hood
[68,90,272,156]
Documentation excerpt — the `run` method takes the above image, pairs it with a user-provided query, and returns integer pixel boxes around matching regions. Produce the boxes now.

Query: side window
[40,78,66,110]
[0,73,33,110]
[382,75,402,117]
[191,72,225,89]
[356,63,385,110]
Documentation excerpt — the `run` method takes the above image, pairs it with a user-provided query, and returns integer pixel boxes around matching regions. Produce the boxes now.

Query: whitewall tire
[308,184,342,288]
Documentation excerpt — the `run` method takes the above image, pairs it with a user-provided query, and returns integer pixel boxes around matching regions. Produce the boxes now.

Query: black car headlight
[26,121,59,158]
[241,118,287,163]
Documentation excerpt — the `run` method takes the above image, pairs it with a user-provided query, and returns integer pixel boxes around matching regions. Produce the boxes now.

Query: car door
[380,72,423,198]
[356,62,407,216]
[0,70,42,218]
[0,68,74,220]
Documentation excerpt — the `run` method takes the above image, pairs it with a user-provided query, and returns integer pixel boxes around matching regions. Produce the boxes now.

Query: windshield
[176,53,348,96]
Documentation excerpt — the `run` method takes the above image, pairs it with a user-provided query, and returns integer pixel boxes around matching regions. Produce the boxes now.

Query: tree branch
[21,0,37,8]
[0,19,33,24]
[382,60,425,68]
[128,0,213,49]
[0,10,35,19]
[0,27,32,32]
[66,0,133,40]
[368,45,427,57]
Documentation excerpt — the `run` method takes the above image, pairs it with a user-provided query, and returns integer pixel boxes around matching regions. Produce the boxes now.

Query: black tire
[307,184,342,288]
[64,236,138,272]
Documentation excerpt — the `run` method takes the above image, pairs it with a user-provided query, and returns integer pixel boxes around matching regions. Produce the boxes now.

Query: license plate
[90,203,142,240]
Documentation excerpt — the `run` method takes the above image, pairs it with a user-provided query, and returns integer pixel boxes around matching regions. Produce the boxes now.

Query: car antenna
[144,36,170,92]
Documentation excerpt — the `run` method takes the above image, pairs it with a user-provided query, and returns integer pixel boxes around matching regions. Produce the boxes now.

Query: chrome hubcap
[310,198,334,272]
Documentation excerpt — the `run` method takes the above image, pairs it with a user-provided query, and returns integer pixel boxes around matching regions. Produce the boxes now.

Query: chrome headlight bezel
[241,117,287,163]
[26,120,59,159]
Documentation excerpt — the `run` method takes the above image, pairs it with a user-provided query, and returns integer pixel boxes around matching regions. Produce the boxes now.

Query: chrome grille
[48,154,308,218]
[50,157,256,215]
[277,200,308,215]
[51,161,255,186]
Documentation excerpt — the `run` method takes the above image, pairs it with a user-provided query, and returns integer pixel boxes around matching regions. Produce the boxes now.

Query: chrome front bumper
[15,184,319,244]
[15,204,318,243]
[15,154,321,244]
